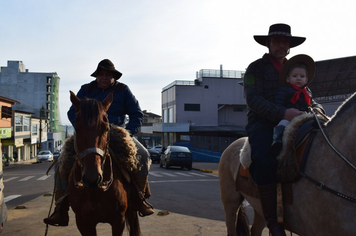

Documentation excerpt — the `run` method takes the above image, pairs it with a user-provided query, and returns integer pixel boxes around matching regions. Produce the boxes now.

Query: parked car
[53,151,61,160]
[150,145,162,153]
[148,148,161,163]
[0,152,7,232]
[36,150,54,163]
[160,146,192,170]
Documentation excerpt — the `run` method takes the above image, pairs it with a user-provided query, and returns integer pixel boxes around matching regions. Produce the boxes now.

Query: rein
[299,111,356,203]
[73,124,113,191]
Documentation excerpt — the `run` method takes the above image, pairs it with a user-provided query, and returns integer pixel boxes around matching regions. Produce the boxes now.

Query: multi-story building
[0,96,19,160]
[137,110,162,148]
[161,66,246,153]
[0,61,62,154]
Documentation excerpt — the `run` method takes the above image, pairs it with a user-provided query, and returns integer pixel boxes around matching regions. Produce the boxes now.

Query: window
[23,116,30,131]
[163,109,168,123]
[184,104,200,111]
[15,115,23,132]
[1,106,12,119]
[233,106,246,112]
[168,108,173,123]
[32,124,38,135]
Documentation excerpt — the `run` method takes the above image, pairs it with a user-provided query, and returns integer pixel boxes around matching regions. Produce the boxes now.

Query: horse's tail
[126,210,141,236]
[236,202,250,236]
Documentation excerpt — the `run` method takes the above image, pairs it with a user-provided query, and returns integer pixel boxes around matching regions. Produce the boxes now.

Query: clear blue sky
[1,0,355,124]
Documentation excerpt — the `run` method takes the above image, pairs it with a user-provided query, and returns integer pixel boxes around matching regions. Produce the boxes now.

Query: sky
[1,0,356,125]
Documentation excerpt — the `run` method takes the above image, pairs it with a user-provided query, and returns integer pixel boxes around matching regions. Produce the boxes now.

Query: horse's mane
[326,92,356,126]
[78,97,105,128]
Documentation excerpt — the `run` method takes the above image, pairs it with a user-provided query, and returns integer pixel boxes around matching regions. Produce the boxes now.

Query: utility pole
[39,107,44,152]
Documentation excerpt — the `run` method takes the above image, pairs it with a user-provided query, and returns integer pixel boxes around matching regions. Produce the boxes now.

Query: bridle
[73,123,113,191]
[299,111,356,203]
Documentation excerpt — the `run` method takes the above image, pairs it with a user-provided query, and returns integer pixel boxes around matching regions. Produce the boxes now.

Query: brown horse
[68,91,140,236]
[219,92,356,236]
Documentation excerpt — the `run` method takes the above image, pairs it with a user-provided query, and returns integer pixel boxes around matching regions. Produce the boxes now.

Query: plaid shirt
[244,54,286,132]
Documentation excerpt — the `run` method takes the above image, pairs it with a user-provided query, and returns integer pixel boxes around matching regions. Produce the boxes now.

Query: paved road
[2,161,271,235]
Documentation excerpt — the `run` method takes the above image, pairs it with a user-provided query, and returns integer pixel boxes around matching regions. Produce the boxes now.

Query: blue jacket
[67,80,143,135]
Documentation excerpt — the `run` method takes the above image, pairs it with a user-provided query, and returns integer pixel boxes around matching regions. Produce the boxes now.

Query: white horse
[219,92,356,236]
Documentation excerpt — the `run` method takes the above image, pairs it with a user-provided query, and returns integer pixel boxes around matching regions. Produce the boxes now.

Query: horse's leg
[110,218,125,236]
[75,216,97,236]
[220,181,244,236]
[250,209,265,236]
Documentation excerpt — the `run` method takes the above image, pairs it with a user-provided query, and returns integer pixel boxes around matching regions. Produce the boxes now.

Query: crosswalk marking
[19,176,35,181]
[149,172,164,177]
[187,172,206,177]
[4,195,21,203]
[3,171,217,183]
[160,172,176,177]
[4,177,19,182]
[175,172,191,176]
[37,175,51,180]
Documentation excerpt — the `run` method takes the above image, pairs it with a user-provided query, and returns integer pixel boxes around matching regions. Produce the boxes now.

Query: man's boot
[43,190,70,226]
[258,184,286,236]
[270,125,285,156]
[135,176,154,217]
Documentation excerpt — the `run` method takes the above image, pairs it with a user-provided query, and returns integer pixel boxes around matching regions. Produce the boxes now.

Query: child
[271,54,324,155]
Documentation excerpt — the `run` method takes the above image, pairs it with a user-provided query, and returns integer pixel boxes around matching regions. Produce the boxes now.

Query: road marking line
[160,173,176,177]
[149,172,164,177]
[19,176,35,181]
[4,195,21,203]
[37,175,51,180]
[4,177,19,182]
[200,173,219,177]
[175,173,191,176]
[150,179,219,183]
[188,172,206,177]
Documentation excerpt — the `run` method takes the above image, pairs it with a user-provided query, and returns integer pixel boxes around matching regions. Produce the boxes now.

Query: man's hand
[283,108,304,121]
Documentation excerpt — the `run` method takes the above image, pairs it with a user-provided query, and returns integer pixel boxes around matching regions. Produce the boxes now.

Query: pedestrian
[44,59,154,227]
[244,23,305,236]
[270,54,324,155]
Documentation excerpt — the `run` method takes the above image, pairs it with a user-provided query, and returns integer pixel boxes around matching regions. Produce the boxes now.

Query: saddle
[236,113,328,202]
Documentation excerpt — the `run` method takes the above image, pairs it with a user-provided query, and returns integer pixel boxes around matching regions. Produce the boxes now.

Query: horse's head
[70,91,113,189]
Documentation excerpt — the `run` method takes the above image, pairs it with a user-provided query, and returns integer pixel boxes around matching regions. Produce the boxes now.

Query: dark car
[160,146,192,170]
[148,148,161,164]
[53,151,61,160]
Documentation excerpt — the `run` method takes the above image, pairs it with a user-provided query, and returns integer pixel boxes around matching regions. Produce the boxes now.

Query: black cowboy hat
[254,23,306,48]
[91,59,123,80]
[279,54,315,85]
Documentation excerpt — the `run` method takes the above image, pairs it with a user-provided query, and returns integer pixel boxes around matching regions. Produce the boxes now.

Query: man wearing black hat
[44,59,154,227]
[244,24,306,236]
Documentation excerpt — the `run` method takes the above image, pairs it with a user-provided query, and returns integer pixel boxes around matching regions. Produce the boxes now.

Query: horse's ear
[102,92,113,112]
[70,90,81,111]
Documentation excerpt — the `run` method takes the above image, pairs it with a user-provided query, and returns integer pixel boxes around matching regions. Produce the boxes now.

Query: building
[161,66,246,153]
[0,96,19,160]
[137,110,162,148]
[0,60,62,154]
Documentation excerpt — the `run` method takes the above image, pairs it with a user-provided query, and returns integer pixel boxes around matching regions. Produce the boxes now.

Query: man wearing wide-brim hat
[44,59,154,227]
[243,23,306,236]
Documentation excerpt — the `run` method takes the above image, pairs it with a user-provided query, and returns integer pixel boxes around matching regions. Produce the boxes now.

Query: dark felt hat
[91,59,123,80]
[279,54,315,85]
[254,23,306,48]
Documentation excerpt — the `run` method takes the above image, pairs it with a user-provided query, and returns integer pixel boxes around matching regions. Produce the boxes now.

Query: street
[3,161,55,209]
[2,161,228,235]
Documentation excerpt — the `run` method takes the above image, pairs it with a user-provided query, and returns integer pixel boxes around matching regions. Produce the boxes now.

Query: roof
[0,95,19,104]
[309,55,356,102]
